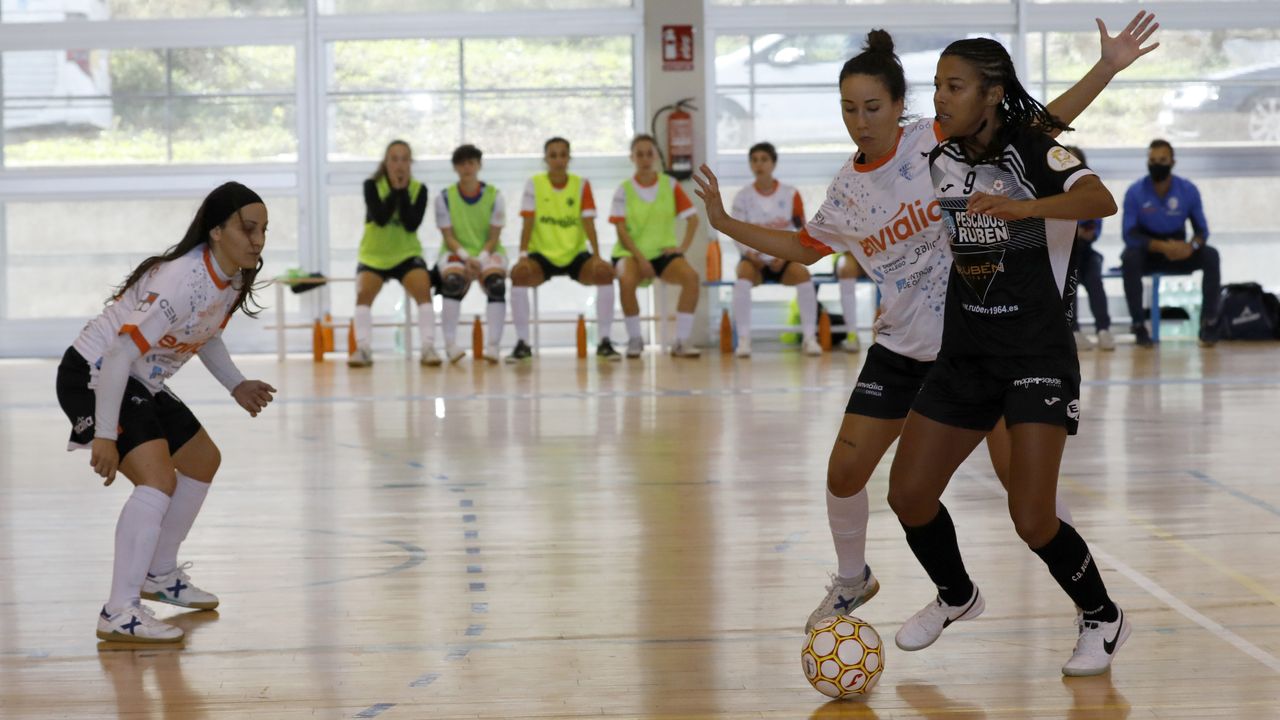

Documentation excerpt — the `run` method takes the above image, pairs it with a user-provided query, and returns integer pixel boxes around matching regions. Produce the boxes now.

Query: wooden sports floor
[1,341,1278,719]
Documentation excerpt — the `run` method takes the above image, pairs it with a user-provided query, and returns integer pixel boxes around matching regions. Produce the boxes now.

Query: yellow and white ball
[801,615,884,699]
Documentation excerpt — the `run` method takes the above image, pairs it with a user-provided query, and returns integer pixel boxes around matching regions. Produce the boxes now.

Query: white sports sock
[441,298,462,348]
[596,284,615,341]
[733,279,753,339]
[839,278,858,336]
[796,281,818,340]
[676,312,694,342]
[108,486,171,613]
[354,305,373,349]
[417,302,436,349]
[486,301,506,348]
[512,287,531,343]
[625,315,643,341]
[1056,493,1074,525]
[149,473,210,577]
[827,488,869,581]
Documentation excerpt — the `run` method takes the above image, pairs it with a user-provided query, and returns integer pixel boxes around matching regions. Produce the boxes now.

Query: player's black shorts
[845,343,935,420]
[56,347,203,460]
[615,252,683,279]
[356,255,429,283]
[912,355,1081,435]
[760,261,792,284]
[530,251,593,282]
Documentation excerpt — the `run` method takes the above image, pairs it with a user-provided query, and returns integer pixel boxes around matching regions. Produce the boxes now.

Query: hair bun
[865,29,895,55]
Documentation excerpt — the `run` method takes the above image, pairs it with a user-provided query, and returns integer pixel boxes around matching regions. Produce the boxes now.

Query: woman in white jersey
[55,182,277,643]
[729,141,822,358]
[695,15,1158,631]
[888,37,1135,678]
[611,134,702,358]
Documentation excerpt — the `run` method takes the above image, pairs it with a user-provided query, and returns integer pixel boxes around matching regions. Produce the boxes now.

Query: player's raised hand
[692,164,730,230]
[1097,11,1159,74]
[232,380,277,417]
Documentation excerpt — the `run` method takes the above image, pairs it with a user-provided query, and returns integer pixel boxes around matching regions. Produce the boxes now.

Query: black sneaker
[1198,323,1220,348]
[597,338,622,361]
[506,340,533,363]
[1131,324,1154,348]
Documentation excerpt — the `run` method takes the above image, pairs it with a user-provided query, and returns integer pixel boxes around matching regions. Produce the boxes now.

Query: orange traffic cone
[347,319,357,355]
[472,315,483,360]
[312,319,325,362]
[719,309,733,354]
[322,312,335,352]
[706,241,722,283]
[576,314,588,359]
[818,310,833,352]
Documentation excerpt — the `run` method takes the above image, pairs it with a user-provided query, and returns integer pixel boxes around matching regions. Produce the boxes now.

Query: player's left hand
[1097,11,1159,74]
[232,380,277,417]
[967,192,1032,221]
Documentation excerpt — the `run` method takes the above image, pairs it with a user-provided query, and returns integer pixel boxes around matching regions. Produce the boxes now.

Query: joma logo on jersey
[156,335,208,355]
[859,199,942,257]
[955,212,1009,245]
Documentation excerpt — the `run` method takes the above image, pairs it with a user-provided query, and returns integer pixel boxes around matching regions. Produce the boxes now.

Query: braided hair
[941,38,1070,161]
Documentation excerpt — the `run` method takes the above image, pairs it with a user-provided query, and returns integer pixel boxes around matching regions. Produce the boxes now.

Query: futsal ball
[801,615,884,699]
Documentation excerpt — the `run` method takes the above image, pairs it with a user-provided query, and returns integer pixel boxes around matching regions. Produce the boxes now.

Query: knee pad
[483,273,507,303]
[440,272,469,300]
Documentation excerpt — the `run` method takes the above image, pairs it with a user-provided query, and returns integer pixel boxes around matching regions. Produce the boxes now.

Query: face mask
[1148,163,1172,182]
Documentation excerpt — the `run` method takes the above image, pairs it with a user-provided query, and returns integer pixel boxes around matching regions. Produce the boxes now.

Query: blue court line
[467,565,482,574]
[472,603,488,614]
[460,499,473,508]
[462,514,476,523]
[1186,470,1280,518]
[409,673,439,688]
[445,647,470,661]
[354,704,396,718]
[466,547,481,555]
[469,582,486,592]
[774,531,805,553]
[465,624,485,637]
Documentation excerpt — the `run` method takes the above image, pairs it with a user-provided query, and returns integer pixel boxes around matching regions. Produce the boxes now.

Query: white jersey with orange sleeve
[730,180,805,264]
[73,245,241,394]
[797,118,951,362]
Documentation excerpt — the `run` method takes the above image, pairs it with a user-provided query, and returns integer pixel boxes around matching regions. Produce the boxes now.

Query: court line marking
[970,474,1280,674]
[1186,469,1280,518]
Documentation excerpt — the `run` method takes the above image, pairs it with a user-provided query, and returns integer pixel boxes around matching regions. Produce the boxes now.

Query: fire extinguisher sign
[661,25,695,72]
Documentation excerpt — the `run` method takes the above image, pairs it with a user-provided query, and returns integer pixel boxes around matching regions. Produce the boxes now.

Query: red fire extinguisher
[653,98,697,180]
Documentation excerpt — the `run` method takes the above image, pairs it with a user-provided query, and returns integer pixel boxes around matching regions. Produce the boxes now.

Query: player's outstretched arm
[1045,10,1160,133]
[198,337,276,417]
[693,165,826,266]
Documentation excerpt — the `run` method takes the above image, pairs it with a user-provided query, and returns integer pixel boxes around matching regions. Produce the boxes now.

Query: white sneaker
[347,347,373,367]
[805,566,881,632]
[626,337,644,358]
[802,337,823,356]
[1063,608,1131,677]
[142,562,219,610]
[735,337,752,358]
[97,602,184,643]
[843,334,861,353]
[895,585,984,651]
[420,347,442,367]
[445,345,467,364]
[1074,330,1095,351]
[670,340,702,358]
[1096,329,1116,352]
[482,345,501,364]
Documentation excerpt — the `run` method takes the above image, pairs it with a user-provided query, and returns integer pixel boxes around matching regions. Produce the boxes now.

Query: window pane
[4,196,298,319]
[710,0,1005,5]
[2,46,297,166]
[715,31,1004,152]
[321,0,630,14]
[0,0,301,22]
[1029,30,1280,146]
[327,36,633,160]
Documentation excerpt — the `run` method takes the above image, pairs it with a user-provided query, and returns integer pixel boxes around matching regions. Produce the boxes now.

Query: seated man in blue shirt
[1121,139,1220,347]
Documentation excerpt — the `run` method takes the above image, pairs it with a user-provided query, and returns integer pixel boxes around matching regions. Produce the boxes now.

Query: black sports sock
[901,503,975,606]
[1032,521,1118,623]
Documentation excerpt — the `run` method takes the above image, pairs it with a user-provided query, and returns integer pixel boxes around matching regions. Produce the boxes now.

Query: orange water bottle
[706,241,722,282]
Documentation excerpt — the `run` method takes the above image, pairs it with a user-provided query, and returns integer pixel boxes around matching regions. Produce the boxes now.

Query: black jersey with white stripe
[927,127,1095,369]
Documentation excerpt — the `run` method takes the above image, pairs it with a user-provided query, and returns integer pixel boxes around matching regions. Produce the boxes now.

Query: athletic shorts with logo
[356,256,429,282]
[912,355,1081,435]
[529,251,594,281]
[56,347,203,459]
[845,343,935,419]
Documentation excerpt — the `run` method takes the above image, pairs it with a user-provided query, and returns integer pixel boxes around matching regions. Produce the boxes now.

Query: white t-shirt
[800,118,951,362]
[434,184,507,229]
[731,180,804,263]
[73,245,241,394]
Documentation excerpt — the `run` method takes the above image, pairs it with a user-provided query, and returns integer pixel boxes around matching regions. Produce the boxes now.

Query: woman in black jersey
[886,38,1129,677]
